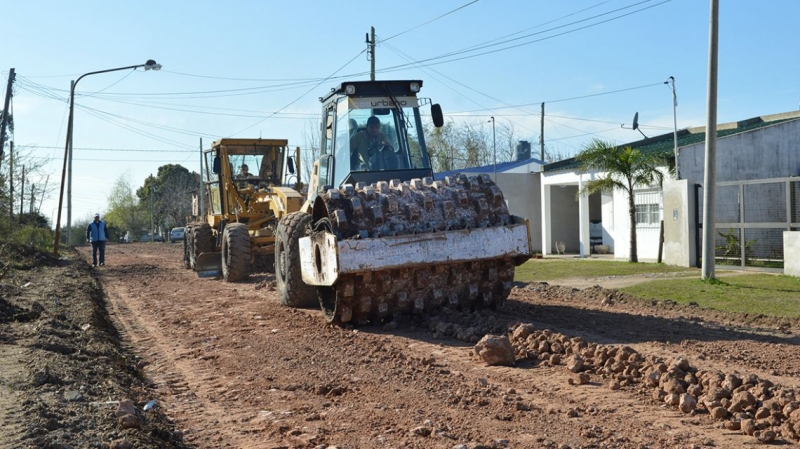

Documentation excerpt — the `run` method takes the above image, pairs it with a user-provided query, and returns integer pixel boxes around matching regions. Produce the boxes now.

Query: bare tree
[425,121,461,172]
[1,144,54,220]
[300,119,321,186]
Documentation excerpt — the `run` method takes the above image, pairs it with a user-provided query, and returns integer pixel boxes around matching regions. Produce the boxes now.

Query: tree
[106,173,148,240]
[576,138,670,263]
[425,121,461,172]
[151,165,198,229]
[133,165,202,237]
[300,119,321,186]
[0,143,54,240]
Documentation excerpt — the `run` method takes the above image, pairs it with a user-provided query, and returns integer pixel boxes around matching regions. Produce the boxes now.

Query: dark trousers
[91,241,106,265]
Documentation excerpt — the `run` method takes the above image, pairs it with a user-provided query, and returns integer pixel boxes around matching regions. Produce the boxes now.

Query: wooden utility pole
[9,140,13,221]
[19,165,25,217]
[29,184,35,214]
[0,68,14,166]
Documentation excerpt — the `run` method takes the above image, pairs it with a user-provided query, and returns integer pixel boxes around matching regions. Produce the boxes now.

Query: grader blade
[195,252,222,277]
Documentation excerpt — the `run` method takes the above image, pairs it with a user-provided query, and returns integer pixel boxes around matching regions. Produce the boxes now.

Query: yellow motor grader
[183,138,304,281]
[274,80,533,325]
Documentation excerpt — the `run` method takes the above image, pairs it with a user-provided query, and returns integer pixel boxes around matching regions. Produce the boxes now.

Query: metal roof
[434,156,545,180]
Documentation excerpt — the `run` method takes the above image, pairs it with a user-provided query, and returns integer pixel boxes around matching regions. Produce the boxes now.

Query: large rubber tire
[276,212,317,308]
[191,223,214,270]
[182,225,192,269]
[221,223,251,282]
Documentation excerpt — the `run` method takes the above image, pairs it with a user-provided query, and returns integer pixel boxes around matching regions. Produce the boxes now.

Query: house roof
[433,157,545,180]
[543,110,800,173]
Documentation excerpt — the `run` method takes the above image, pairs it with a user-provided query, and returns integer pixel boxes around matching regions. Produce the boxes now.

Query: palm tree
[576,138,671,263]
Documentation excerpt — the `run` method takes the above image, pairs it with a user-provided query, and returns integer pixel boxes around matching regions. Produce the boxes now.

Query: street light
[665,76,679,178]
[488,116,496,180]
[53,60,161,255]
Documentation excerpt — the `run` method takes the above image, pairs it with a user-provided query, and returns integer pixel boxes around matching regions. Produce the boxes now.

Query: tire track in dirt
[98,261,285,448]
[0,346,29,443]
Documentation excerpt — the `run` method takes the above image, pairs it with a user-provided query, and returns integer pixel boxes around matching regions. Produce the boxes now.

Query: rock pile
[505,322,800,444]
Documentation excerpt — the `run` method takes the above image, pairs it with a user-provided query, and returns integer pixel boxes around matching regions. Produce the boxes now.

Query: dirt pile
[504,322,800,444]
[0,243,184,448]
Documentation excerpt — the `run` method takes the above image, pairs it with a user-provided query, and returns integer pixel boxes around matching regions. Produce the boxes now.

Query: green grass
[621,274,800,318]
[515,258,695,282]
[514,258,800,319]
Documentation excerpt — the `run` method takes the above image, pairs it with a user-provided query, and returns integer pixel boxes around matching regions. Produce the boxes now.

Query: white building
[433,110,800,266]
[541,110,800,264]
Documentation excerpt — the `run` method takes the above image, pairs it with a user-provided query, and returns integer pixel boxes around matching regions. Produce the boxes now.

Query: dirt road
[2,242,800,448]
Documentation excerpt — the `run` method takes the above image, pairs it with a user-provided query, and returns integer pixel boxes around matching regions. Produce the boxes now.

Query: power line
[227,48,367,138]
[378,1,481,43]
[375,1,671,74]
[453,82,665,113]
[21,144,197,152]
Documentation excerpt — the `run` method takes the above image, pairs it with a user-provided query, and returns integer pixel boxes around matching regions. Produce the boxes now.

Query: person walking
[86,213,108,267]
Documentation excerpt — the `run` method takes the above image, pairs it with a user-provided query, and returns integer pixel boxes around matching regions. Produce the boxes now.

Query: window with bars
[634,188,662,227]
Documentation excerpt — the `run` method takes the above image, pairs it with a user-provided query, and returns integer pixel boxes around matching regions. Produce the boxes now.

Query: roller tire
[276,211,317,308]
[221,223,251,282]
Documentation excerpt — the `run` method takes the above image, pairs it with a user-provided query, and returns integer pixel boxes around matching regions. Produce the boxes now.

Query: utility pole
[367,27,376,81]
[701,0,720,280]
[540,102,545,161]
[199,138,205,218]
[67,80,74,245]
[150,186,156,242]
[0,68,15,166]
[489,116,496,180]
[666,76,679,178]
[37,175,49,215]
[8,140,13,221]
[19,165,25,218]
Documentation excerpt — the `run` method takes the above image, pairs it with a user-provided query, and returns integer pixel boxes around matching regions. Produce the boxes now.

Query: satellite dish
[632,112,640,130]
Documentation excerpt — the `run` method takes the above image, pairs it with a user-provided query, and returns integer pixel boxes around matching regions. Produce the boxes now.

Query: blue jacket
[86,220,108,242]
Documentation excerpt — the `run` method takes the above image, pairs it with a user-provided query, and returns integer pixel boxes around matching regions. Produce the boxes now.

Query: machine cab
[316,80,443,190]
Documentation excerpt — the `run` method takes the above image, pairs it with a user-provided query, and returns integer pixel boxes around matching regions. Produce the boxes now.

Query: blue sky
[3,0,799,226]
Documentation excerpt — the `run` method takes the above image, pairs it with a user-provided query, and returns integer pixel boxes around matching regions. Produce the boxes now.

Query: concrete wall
[495,172,542,253]
[663,179,697,267]
[600,191,615,252]
[784,232,800,276]
[679,118,800,183]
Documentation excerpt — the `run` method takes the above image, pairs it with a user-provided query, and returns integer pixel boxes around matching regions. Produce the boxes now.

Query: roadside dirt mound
[0,244,185,448]
[1,241,799,448]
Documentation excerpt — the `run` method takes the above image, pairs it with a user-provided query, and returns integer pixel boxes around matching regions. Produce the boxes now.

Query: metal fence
[696,177,800,268]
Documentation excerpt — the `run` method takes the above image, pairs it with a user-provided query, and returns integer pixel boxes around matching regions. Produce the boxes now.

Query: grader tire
[276,212,317,308]
[182,225,192,269]
[191,223,214,270]
[221,223,251,282]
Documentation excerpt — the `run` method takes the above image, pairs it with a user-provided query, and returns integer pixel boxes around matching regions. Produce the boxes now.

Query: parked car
[139,233,165,243]
[169,227,185,243]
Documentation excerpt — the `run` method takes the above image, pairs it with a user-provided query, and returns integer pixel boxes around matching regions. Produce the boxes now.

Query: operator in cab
[350,116,394,170]
[236,164,258,187]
